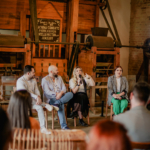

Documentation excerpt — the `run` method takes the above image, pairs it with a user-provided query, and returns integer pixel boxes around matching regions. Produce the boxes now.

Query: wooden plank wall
[0,0,97,34]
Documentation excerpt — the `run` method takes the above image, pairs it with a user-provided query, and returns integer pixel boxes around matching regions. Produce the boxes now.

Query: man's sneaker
[41,127,51,134]
[44,104,53,111]
[62,126,70,130]
[53,104,59,111]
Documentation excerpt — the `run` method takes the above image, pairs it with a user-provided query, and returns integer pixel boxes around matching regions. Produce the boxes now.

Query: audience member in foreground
[86,120,132,150]
[108,66,129,116]
[114,82,150,142]
[42,65,73,130]
[0,107,12,150]
[17,65,51,134]
[8,90,40,130]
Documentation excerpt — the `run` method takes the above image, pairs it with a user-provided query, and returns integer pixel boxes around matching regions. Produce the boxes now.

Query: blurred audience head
[8,90,32,129]
[0,107,12,150]
[86,120,132,150]
[130,82,150,108]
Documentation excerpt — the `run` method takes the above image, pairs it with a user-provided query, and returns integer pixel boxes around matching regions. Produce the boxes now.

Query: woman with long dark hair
[8,90,40,129]
[108,66,129,116]
[69,66,95,126]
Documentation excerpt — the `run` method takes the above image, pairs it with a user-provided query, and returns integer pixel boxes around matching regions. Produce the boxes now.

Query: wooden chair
[32,108,54,129]
[74,112,90,127]
[0,76,17,100]
[132,141,150,149]
[0,76,17,111]
[105,96,131,120]
[55,104,68,125]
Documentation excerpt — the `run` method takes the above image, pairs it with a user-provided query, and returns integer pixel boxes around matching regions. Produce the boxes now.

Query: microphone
[79,74,82,84]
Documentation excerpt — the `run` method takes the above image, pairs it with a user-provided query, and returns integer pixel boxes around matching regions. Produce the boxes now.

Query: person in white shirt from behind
[17,65,54,134]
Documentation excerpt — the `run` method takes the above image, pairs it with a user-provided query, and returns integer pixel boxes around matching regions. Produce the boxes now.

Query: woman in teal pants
[107,66,128,115]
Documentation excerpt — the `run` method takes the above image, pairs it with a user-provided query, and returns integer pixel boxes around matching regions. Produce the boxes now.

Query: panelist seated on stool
[42,65,73,130]
[69,66,95,126]
[16,65,54,134]
[108,66,129,116]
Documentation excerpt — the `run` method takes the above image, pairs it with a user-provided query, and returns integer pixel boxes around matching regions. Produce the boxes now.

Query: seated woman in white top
[69,66,95,126]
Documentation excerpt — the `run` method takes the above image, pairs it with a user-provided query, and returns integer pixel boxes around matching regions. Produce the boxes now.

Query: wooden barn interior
[0,0,150,149]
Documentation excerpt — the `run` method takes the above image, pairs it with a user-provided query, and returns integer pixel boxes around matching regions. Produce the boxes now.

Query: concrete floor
[33,108,110,134]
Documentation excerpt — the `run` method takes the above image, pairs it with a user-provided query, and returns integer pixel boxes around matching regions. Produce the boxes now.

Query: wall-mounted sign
[37,18,60,42]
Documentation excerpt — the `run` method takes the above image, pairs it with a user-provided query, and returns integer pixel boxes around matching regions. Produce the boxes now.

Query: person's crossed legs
[46,92,73,129]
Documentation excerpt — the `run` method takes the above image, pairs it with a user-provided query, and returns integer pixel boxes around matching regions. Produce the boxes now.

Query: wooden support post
[32,44,35,57]
[91,46,97,81]
[95,4,99,27]
[43,45,45,57]
[66,0,79,59]
[90,86,95,107]
[48,45,50,57]
[115,48,120,66]
[20,11,26,38]
[25,44,31,66]
[59,45,61,58]
[53,45,55,58]
[52,109,54,129]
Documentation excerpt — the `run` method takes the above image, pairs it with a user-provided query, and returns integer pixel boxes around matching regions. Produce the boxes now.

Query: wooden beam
[20,11,26,38]
[115,48,120,66]
[0,48,26,52]
[95,4,99,27]
[96,51,117,55]
[29,0,39,44]
[79,0,98,5]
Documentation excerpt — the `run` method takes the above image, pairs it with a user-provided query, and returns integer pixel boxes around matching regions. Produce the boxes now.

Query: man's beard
[29,75,35,80]
[53,73,58,78]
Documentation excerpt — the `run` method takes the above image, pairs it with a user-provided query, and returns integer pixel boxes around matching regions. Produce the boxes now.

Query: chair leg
[110,104,113,120]
[105,104,108,118]
[44,110,48,129]
[52,109,54,129]
[87,112,90,125]
[57,112,60,124]
[74,117,77,127]
[65,105,68,125]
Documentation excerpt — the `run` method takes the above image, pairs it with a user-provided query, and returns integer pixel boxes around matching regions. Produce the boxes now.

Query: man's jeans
[45,92,73,128]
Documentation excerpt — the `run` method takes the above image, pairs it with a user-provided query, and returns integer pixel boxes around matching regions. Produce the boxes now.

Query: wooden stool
[55,104,68,125]
[32,107,54,129]
[106,102,130,120]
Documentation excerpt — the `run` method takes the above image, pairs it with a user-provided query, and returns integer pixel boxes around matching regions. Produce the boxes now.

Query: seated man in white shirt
[42,65,73,130]
[17,65,53,134]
